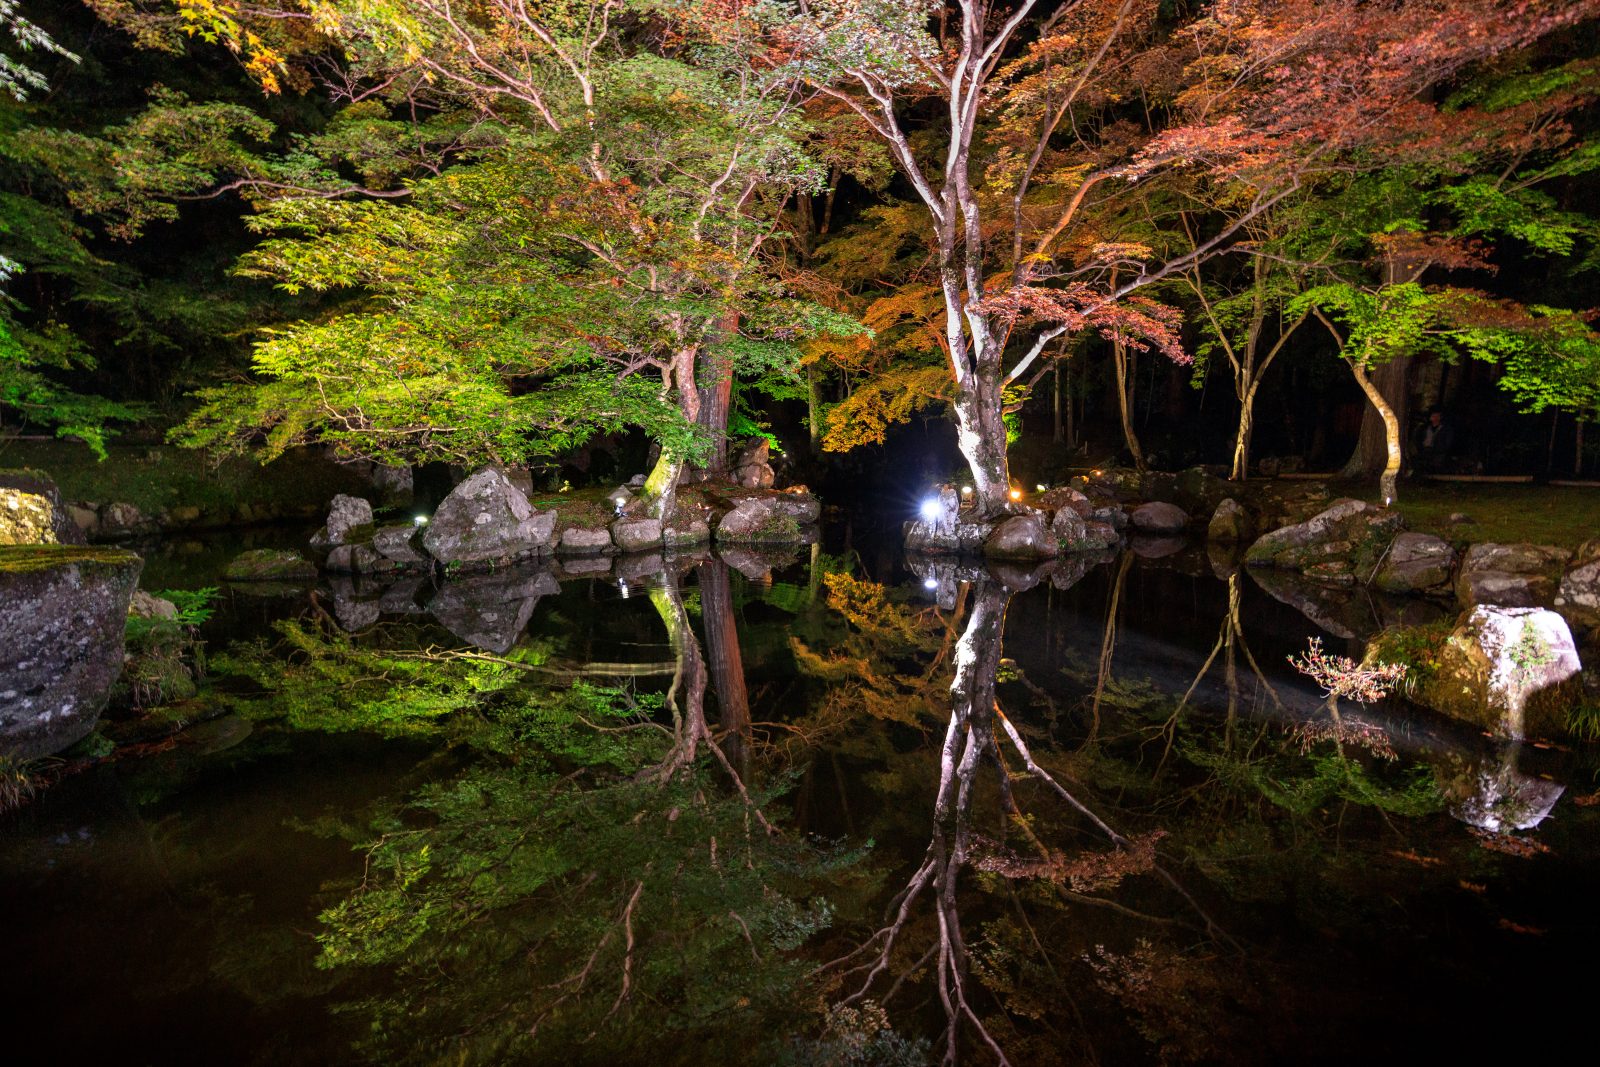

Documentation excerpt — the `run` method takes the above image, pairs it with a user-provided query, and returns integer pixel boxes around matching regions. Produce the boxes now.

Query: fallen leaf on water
[1388,849,1442,867]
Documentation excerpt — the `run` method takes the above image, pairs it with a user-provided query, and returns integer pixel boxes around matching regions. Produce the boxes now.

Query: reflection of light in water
[617,578,629,599]
[1438,743,1564,832]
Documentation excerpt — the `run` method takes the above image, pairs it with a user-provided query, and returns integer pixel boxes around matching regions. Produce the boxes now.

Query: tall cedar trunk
[1350,361,1402,503]
[697,560,750,775]
[1052,363,1064,444]
[1112,335,1146,471]
[693,310,741,477]
[807,364,824,455]
[953,373,1013,515]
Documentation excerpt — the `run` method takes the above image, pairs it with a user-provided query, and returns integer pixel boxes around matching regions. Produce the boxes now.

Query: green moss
[1368,619,1455,695]
[0,543,141,574]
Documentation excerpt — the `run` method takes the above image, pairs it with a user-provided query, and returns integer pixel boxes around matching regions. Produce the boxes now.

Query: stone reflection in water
[428,564,559,653]
[1435,742,1565,832]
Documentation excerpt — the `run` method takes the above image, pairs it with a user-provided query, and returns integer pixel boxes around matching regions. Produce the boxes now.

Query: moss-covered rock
[1244,499,1403,581]
[0,469,85,546]
[0,544,142,757]
[224,548,318,582]
[1380,607,1584,740]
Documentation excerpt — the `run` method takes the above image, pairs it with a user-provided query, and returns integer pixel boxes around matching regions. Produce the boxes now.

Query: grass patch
[1350,481,1598,548]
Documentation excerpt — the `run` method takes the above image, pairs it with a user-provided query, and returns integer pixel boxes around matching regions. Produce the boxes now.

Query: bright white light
[960,486,973,496]
[617,578,630,599]
[923,577,939,590]
[1009,488,1022,502]
[919,498,941,521]
[413,515,429,526]
[1035,483,1047,492]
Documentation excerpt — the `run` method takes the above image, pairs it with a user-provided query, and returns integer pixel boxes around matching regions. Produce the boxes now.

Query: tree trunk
[1052,363,1064,444]
[1343,362,1411,477]
[641,344,702,519]
[806,364,823,456]
[693,311,740,477]
[952,376,1013,515]
[1230,392,1254,482]
[1112,335,1145,471]
[697,559,750,776]
[1350,362,1401,504]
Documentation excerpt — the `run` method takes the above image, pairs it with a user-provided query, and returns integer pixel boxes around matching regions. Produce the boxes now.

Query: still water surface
[3,524,1596,1065]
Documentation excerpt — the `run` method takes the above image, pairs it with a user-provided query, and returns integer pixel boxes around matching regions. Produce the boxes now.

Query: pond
[3,521,1597,1065]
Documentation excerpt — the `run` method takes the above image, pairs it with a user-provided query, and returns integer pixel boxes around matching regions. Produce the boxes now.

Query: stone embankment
[225,467,823,583]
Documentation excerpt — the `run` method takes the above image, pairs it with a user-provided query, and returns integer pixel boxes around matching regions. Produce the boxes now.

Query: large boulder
[223,548,318,582]
[1419,606,1583,741]
[372,523,429,566]
[98,501,153,540]
[422,468,555,564]
[984,513,1059,560]
[1207,498,1253,544]
[662,516,712,550]
[558,525,616,556]
[612,516,664,552]
[1373,532,1457,595]
[715,497,801,544]
[0,545,142,758]
[1052,508,1120,552]
[771,489,823,524]
[1130,501,1189,534]
[1557,552,1600,629]
[1244,499,1403,584]
[311,493,375,549]
[326,543,392,575]
[1035,486,1094,518]
[1,470,85,545]
[1454,542,1570,609]
[729,438,776,489]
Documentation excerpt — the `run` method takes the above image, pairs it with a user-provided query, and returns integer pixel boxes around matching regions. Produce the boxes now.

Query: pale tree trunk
[1343,355,1410,478]
[952,371,1014,515]
[1350,361,1402,504]
[1230,391,1255,481]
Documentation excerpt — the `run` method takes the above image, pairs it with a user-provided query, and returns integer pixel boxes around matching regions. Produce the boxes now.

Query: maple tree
[755,0,1599,513]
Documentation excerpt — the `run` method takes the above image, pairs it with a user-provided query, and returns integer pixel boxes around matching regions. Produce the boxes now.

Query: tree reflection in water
[196,543,1576,1065]
[818,559,1238,1066]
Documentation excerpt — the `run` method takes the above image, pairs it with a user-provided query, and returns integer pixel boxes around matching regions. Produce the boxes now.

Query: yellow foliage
[821,364,953,452]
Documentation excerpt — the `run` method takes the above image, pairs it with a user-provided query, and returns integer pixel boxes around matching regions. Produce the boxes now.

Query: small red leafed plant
[1289,638,1407,704]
